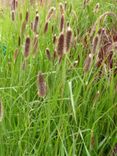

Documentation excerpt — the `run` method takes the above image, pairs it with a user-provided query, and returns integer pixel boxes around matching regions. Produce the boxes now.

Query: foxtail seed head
[65,26,73,52]
[37,73,47,97]
[46,7,56,21]
[24,37,31,58]
[25,10,29,22]
[44,21,49,33]
[46,48,51,60]
[92,35,99,53]
[57,32,65,57]
[34,14,39,33]
[11,0,16,10]
[59,3,64,15]
[11,10,15,21]
[60,14,65,32]
[84,53,93,72]
[53,34,57,44]
[21,20,27,35]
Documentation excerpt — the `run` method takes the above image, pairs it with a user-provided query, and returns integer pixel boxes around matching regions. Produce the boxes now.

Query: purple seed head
[34,14,39,33]
[65,26,73,52]
[11,0,16,10]
[84,53,93,72]
[60,14,65,32]
[25,10,29,22]
[92,35,99,53]
[37,73,47,97]
[24,36,31,58]
[57,32,65,57]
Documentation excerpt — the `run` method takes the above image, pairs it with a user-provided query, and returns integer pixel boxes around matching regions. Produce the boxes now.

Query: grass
[0,0,117,155]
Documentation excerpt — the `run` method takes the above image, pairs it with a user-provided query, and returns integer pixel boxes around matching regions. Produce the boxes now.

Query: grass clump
[0,0,117,156]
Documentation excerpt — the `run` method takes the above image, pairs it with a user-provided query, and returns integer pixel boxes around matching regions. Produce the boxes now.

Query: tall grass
[0,0,117,155]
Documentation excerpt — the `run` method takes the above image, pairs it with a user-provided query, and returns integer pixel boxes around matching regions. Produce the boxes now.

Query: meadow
[0,0,117,155]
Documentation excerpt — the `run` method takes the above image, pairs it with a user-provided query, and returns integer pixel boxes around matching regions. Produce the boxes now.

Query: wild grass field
[0,0,117,155]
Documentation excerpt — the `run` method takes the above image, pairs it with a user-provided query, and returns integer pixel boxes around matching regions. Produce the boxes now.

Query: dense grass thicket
[0,0,117,155]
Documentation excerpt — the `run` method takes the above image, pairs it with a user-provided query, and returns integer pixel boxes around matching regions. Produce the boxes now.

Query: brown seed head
[60,14,65,32]
[24,37,31,58]
[37,73,47,97]
[11,10,15,21]
[18,36,21,47]
[84,53,93,72]
[15,0,18,8]
[25,10,29,22]
[44,20,49,33]
[65,26,73,52]
[94,3,100,13]
[21,20,27,35]
[53,34,57,44]
[57,32,65,57]
[11,0,16,10]
[59,3,64,15]
[34,14,39,33]
[46,48,51,60]
[46,7,56,21]
[92,35,99,53]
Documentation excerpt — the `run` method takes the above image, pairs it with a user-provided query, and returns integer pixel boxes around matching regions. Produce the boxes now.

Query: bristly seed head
[46,7,56,21]
[84,53,93,72]
[11,0,16,10]
[11,10,15,21]
[37,73,47,97]
[15,0,18,8]
[18,36,21,47]
[65,26,73,52]
[57,32,65,57]
[59,3,64,15]
[53,34,57,44]
[34,14,39,33]
[94,3,100,13]
[53,49,57,60]
[24,36,31,58]
[46,48,51,60]
[60,14,65,32]
[44,21,49,33]
[92,35,99,53]
[21,20,27,35]
[25,10,29,22]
